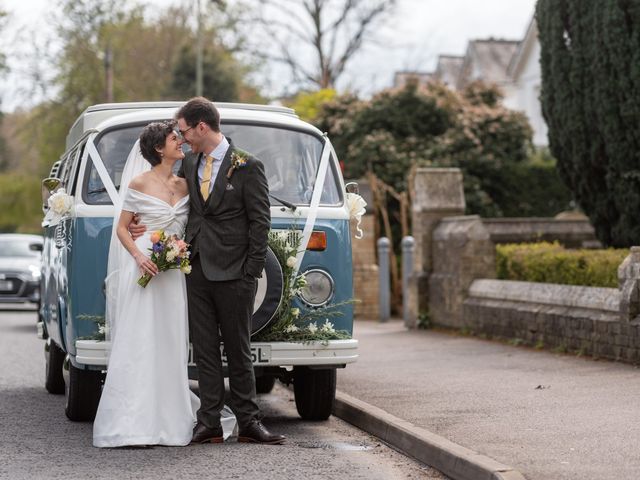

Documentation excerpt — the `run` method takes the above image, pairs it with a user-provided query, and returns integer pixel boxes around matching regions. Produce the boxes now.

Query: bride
[93,121,235,447]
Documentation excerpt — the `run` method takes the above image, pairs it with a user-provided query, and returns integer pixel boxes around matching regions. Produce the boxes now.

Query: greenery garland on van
[496,242,629,288]
[253,227,352,344]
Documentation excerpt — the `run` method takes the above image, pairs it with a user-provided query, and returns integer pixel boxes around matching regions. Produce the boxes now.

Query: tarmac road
[0,308,447,480]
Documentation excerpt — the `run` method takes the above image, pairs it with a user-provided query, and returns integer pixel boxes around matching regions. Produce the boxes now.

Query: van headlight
[298,269,334,307]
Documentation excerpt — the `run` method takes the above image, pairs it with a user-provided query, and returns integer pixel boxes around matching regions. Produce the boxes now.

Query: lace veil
[104,140,150,344]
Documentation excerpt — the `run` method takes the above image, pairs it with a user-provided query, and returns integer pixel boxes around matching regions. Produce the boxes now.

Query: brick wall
[351,215,379,319]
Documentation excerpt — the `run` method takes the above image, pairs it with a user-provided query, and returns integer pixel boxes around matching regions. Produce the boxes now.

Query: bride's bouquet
[138,230,192,288]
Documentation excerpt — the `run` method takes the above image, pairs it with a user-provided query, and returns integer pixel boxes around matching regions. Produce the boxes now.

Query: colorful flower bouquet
[138,230,191,288]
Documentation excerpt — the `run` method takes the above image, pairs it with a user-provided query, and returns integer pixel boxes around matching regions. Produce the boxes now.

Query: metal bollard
[401,236,415,327]
[378,237,391,322]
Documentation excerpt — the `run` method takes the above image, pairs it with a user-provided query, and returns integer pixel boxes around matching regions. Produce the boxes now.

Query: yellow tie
[200,155,214,201]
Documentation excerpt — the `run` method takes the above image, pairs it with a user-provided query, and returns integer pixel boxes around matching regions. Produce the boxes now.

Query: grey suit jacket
[179,139,271,281]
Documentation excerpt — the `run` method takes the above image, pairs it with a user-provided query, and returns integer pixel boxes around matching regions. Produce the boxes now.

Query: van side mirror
[345,182,359,195]
[42,177,62,212]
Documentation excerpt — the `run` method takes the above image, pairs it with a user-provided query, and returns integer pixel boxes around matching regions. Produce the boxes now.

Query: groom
[177,98,284,445]
[134,97,284,444]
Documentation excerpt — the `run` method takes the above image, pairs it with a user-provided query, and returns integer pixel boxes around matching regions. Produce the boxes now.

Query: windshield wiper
[269,193,297,212]
[87,184,120,195]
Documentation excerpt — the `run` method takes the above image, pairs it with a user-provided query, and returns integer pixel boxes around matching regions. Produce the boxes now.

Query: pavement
[333,319,640,480]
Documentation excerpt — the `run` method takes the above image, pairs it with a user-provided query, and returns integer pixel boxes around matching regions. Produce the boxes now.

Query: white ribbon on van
[86,137,119,207]
[290,135,333,281]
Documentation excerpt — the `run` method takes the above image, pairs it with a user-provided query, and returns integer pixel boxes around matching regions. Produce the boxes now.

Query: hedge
[496,242,628,288]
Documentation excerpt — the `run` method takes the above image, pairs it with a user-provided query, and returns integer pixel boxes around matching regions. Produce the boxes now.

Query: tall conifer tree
[537,0,640,246]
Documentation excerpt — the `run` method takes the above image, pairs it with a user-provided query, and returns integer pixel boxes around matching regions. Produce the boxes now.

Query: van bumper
[75,339,359,368]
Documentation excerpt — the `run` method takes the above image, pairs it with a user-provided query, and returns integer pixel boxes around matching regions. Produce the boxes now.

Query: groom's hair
[177,97,221,132]
[139,120,177,166]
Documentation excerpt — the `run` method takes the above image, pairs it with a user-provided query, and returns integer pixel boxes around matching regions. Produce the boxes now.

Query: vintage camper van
[39,102,358,422]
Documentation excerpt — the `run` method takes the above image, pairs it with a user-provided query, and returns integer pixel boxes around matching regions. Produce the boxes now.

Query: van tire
[255,375,276,394]
[45,340,65,394]
[65,363,103,421]
[293,367,336,420]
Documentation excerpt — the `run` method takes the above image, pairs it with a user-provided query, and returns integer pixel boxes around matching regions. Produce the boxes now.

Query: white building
[505,18,548,147]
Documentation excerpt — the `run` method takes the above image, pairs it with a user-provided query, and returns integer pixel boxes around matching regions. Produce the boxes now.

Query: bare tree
[247,0,396,90]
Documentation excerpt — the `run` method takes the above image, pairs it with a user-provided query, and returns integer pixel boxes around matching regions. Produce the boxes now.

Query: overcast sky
[0,0,537,111]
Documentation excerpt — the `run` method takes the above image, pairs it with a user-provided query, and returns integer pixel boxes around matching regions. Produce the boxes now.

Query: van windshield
[83,123,343,206]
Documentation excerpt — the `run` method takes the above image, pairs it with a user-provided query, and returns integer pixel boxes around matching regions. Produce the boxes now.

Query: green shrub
[496,242,628,288]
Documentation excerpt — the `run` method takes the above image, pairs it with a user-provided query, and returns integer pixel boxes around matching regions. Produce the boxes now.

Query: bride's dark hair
[139,120,177,166]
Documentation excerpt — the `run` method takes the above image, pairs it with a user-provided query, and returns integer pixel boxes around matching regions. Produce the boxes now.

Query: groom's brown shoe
[191,422,224,444]
[238,420,285,445]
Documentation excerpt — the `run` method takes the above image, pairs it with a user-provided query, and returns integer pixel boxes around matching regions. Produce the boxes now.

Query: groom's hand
[128,213,146,240]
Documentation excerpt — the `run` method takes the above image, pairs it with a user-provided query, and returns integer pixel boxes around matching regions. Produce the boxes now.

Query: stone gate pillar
[410,168,466,326]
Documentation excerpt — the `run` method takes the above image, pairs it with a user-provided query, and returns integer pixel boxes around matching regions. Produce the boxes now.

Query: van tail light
[307,231,327,251]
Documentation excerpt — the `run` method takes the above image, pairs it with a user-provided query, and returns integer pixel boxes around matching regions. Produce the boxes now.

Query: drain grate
[296,441,372,451]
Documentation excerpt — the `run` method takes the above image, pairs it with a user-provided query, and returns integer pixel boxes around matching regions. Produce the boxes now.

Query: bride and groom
[93,97,285,447]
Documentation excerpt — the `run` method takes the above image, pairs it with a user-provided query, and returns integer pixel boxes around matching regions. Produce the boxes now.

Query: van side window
[83,125,145,205]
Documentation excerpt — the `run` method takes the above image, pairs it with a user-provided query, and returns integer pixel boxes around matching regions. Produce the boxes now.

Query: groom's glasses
[178,122,201,139]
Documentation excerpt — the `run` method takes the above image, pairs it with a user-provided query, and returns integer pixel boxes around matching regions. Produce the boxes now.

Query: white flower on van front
[307,322,318,334]
[284,324,299,333]
[48,188,74,217]
[291,308,300,318]
[345,192,367,239]
[286,256,297,268]
[321,319,335,333]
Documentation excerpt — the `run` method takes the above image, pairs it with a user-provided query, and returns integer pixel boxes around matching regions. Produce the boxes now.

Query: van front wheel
[255,375,276,394]
[44,340,65,394]
[293,367,336,420]
[64,361,103,421]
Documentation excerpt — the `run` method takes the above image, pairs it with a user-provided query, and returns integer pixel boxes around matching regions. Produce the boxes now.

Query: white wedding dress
[93,144,236,448]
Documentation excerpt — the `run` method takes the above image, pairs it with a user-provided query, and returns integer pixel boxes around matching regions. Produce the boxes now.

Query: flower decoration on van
[253,225,353,344]
[45,188,74,225]
[226,150,248,180]
[78,314,107,342]
[138,230,192,288]
[345,192,367,239]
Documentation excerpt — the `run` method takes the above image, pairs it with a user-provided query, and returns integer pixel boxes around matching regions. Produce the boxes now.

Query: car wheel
[255,375,276,394]
[64,360,103,422]
[44,340,65,394]
[293,367,336,420]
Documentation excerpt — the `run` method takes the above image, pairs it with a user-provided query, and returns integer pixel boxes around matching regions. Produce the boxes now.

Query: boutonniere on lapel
[226,150,248,180]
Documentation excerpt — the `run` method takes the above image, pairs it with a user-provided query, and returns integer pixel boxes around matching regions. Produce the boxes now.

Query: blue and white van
[39,102,358,422]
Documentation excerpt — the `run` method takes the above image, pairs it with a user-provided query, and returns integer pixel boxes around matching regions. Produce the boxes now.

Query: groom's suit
[179,137,270,429]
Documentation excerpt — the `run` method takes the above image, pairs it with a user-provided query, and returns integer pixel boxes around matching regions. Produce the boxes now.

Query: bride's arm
[117,210,158,276]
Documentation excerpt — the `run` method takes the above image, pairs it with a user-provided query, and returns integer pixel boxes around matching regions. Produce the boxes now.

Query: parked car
[39,101,358,422]
[0,233,43,307]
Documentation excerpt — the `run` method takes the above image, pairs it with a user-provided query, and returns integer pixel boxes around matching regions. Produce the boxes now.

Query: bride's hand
[134,252,158,276]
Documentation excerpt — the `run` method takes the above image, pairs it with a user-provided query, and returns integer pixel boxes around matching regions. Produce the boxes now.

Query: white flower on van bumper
[321,319,335,333]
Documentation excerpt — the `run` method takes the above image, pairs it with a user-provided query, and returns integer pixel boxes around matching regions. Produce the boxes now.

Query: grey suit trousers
[187,253,260,429]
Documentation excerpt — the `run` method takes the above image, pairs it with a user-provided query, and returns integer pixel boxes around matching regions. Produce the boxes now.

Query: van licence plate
[0,280,13,291]
[188,344,271,367]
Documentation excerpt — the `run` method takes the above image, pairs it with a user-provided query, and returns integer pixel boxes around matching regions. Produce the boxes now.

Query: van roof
[66,101,303,150]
